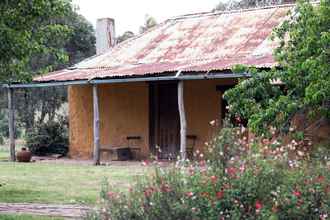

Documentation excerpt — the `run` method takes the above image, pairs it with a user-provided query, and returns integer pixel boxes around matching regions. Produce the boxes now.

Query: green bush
[87,126,330,220]
[25,116,68,156]
[0,109,22,143]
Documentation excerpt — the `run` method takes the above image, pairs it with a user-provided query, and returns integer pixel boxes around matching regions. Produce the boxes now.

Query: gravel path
[0,203,92,219]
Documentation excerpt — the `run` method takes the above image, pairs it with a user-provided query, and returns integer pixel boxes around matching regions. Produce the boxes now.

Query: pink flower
[320,213,328,220]
[185,191,193,198]
[199,160,206,167]
[107,191,116,199]
[141,160,149,166]
[210,175,217,184]
[239,164,245,173]
[293,190,301,197]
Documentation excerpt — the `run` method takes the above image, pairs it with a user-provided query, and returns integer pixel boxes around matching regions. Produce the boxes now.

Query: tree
[63,10,96,66]
[213,0,295,11]
[224,0,330,135]
[139,14,157,34]
[116,16,156,44]
[15,7,96,133]
[28,7,96,73]
[0,0,72,83]
[0,1,96,140]
[117,31,135,44]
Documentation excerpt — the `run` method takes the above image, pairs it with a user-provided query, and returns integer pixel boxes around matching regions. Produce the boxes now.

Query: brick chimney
[96,18,116,55]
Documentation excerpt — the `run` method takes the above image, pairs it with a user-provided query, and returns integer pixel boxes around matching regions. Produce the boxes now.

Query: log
[93,85,101,165]
[7,88,15,161]
[178,81,187,160]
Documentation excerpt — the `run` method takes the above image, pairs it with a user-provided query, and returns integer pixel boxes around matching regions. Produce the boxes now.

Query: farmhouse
[7,5,293,164]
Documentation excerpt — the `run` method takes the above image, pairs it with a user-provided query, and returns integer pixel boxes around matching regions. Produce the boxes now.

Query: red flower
[293,190,301,197]
[216,190,224,199]
[225,167,238,178]
[316,175,325,183]
[255,200,263,211]
[210,175,217,184]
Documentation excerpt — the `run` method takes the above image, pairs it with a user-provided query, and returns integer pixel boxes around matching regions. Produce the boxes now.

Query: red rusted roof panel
[35,5,292,82]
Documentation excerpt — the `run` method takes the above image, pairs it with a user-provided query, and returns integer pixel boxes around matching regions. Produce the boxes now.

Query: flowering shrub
[87,126,330,220]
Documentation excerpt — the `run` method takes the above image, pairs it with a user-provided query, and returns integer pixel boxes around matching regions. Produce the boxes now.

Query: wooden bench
[100,136,141,161]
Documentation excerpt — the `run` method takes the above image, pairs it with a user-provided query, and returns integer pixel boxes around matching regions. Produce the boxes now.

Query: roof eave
[2,72,250,89]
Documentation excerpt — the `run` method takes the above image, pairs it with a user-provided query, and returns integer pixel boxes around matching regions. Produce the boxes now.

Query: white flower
[297,151,304,157]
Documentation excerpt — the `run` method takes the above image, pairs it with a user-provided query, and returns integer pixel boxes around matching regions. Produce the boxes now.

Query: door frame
[149,81,180,158]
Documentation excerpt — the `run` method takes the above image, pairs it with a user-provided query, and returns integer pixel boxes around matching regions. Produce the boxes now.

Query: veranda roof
[33,4,292,84]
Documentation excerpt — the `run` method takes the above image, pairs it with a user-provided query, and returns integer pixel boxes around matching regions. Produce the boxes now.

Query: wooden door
[150,83,180,159]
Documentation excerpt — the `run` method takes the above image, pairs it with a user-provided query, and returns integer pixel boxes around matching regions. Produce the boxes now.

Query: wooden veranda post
[7,88,16,161]
[178,81,187,160]
[93,84,101,165]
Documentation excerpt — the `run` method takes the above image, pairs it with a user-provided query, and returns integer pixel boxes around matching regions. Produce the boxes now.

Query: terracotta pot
[16,148,32,162]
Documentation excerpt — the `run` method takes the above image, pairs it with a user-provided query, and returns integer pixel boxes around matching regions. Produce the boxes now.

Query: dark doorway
[149,82,180,159]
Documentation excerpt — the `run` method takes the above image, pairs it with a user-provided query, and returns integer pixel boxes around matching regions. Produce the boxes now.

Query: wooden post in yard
[178,81,187,160]
[93,84,101,165]
[7,88,16,161]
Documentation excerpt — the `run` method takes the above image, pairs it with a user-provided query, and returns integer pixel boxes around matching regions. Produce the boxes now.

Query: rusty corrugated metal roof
[35,4,292,82]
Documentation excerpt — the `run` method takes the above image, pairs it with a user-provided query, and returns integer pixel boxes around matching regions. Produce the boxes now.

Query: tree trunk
[93,85,101,165]
[8,88,16,161]
[178,81,187,160]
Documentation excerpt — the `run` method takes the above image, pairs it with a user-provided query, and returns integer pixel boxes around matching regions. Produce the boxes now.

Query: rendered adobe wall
[184,79,236,153]
[68,79,236,159]
[68,83,149,159]
[68,85,93,159]
[97,83,149,158]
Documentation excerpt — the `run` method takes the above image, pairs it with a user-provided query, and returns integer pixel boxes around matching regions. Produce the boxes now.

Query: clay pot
[16,148,32,162]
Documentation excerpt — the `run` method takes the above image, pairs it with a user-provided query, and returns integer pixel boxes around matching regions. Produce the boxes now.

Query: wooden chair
[186,135,197,159]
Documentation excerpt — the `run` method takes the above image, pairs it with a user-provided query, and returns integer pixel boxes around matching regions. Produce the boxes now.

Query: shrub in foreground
[87,127,330,220]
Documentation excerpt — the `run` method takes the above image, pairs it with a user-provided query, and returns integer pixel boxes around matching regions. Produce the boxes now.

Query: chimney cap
[96,17,115,22]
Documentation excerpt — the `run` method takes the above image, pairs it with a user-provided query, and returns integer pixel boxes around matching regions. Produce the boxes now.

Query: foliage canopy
[0,0,74,83]
[224,0,330,135]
